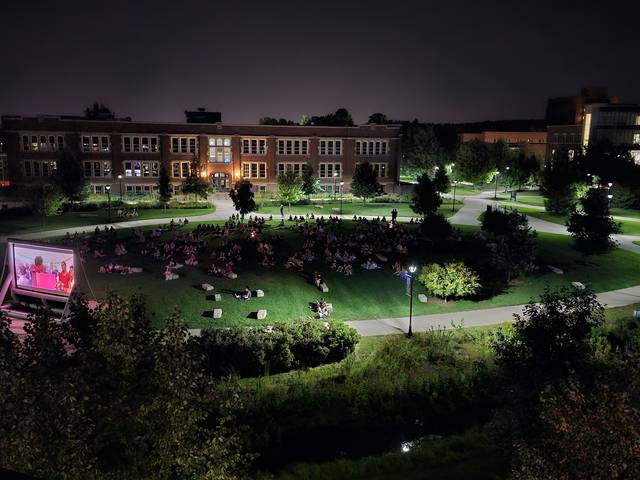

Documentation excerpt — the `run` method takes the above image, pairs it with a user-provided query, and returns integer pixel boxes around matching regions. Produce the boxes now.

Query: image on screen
[12,243,75,296]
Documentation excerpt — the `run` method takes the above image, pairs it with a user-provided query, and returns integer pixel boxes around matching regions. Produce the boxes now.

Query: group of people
[116,208,139,218]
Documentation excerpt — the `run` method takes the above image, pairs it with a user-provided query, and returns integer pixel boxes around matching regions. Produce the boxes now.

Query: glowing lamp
[408,265,417,274]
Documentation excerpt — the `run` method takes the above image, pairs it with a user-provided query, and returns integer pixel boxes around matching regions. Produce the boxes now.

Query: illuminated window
[319,163,342,178]
[356,140,388,156]
[81,134,110,152]
[372,162,388,178]
[241,138,267,155]
[277,139,309,155]
[209,137,232,163]
[20,133,65,152]
[319,139,342,156]
[582,113,592,147]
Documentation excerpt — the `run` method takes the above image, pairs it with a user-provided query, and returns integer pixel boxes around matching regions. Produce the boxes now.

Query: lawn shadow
[246,311,258,319]
[202,310,214,318]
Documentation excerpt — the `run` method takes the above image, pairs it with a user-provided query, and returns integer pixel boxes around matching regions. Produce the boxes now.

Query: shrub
[419,262,480,302]
[193,321,360,378]
[420,213,453,242]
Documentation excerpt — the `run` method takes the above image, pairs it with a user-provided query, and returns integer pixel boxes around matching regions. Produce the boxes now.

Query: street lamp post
[117,174,123,201]
[607,182,613,209]
[407,265,417,338]
[493,170,500,199]
[333,171,339,201]
[105,184,112,223]
[340,181,344,215]
[450,163,456,213]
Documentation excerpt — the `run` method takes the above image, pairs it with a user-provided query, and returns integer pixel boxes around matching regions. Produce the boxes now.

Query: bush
[419,262,480,302]
[193,321,360,377]
[371,194,409,203]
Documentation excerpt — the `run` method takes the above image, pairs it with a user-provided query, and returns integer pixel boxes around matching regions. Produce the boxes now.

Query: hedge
[192,321,360,377]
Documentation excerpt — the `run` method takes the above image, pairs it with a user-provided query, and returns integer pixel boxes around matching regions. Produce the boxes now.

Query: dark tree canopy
[410,172,442,217]
[401,124,442,176]
[307,108,354,127]
[181,158,209,200]
[157,161,172,204]
[567,188,621,254]
[84,102,115,120]
[259,117,296,125]
[367,113,392,124]
[229,180,256,219]
[540,150,578,215]
[433,168,451,194]
[454,139,493,184]
[301,166,320,198]
[53,148,86,201]
[351,162,383,201]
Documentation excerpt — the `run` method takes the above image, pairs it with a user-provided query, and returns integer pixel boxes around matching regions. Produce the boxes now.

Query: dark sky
[1,0,638,124]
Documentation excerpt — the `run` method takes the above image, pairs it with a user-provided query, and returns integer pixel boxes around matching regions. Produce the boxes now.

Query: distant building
[0,114,401,195]
[185,108,222,124]
[546,87,640,162]
[458,130,547,159]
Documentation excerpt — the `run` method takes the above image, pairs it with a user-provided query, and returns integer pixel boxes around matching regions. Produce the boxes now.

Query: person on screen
[32,256,45,273]
[57,261,73,292]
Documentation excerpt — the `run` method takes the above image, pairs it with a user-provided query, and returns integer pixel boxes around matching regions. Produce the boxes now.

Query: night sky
[1,0,639,124]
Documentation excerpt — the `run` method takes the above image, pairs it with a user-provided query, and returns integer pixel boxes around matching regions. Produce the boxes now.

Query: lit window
[209,137,232,163]
[319,163,341,178]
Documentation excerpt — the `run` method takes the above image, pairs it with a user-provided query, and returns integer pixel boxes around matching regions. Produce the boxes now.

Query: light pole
[105,184,112,223]
[407,265,417,338]
[450,162,456,213]
[505,166,510,193]
[493,170,500,199]
[333,170,339,201]
[607,182,613,209]
[340,181,344,215]
[117,174,123,201]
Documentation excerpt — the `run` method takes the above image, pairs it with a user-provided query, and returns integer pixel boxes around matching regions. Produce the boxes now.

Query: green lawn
[257,199,463,218]
[497,193,545,207]
[0,207,215,235]
[72,222,640,329]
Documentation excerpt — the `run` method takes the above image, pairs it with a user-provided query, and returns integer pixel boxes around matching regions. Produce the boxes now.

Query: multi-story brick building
[0,114,401,196]
[458,130,547,159]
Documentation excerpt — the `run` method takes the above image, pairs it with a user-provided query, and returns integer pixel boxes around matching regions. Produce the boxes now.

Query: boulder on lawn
[213,293,222,302]
[256,289,265,298]
[418,294,428,303]
[547,265,564,275]
[571,281,586,290]
[213,308,222,319]
[257,309,267,320]
[201,283,214,291]
[320,282,329,293]
[227,272,238,279]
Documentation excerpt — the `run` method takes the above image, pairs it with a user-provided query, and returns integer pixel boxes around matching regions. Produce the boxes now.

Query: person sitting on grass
[317,297,329,319]
[235,286,252,301]
[314,271,324,290]
[362,257,379,270]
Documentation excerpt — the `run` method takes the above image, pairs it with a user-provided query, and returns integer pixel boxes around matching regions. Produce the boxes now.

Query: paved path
[7,191,640,337]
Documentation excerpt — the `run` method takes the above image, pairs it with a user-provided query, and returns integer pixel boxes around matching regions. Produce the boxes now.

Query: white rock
[257,309,267,320]
[213,308,222,319]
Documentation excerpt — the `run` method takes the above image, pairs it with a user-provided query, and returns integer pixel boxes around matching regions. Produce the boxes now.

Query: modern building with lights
[546,87,640,161]
[0,113,401,195]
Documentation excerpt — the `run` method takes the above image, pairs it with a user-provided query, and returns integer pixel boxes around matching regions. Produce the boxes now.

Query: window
[93,185,104,195]
[81,135,110,152]
[20,133,65,152]
[241,138,267,155]
[23,160,57,177]
[257,185,267,192]
[371,162,388,178]
[209,137,232,163]
[122,135,160,153]
[83,161,113,178]
[319,184,342,194]
[123,161,159,177]
[355,139,389,156]
[319,163,342,178]
[277,163,306,177]
[277,138,309,155]
[171,161,191,178]
[125,184,159,195]
[170,136,198,153]
[319,139,342,156]
[242,162,267,179]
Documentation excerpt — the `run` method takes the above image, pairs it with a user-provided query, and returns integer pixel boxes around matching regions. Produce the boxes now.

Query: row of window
[22,134,65,152]
[19,133,391,156]
[24,160,57,177]
[83,161,112,178]
[0,154,7,182]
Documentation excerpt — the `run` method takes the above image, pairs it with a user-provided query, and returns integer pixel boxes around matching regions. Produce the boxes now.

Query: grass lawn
[497,193,545,207]
[257,199,462,218]
[71,221,640,329]
[453,186,485,196]
[0,207,215,235]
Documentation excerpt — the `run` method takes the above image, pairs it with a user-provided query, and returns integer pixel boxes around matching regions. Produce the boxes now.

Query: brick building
[458,130,547,159]
[0,114,401,195]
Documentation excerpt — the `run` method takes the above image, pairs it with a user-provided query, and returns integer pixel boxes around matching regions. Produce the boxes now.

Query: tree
[481,208,537,282]
[511,363,640,480]
[540,151,578,215]
[53,148,86,201]
[30,184,65,216]
[567,188,621,254]
[454,139,494,184]
[181,156,209,201]
[401,123,442,178]
[277,171,304,209]
[157,161,172,207]
[308,108,354,127]
[0,295,249,480]
[301,166,320,199]
[433,168,451,194]
[418,262,480,302]
[259,117,295,125]
[367,113,391,124]
[410,172,442,217]
[351,162,383,202]
[229,180,256,220]
[84,102,115,120]
[504,153,541,190]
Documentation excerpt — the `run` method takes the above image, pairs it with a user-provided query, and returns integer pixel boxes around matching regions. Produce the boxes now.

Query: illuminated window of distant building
[209,137,232,163]
[241,138,267,155]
